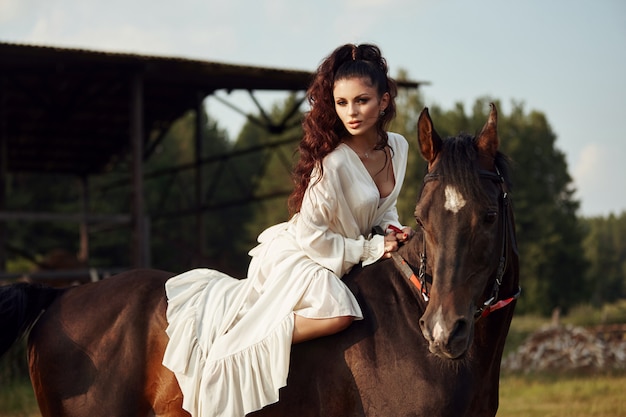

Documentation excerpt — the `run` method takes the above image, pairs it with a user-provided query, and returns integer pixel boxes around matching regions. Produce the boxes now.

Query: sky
[1,0,624,217]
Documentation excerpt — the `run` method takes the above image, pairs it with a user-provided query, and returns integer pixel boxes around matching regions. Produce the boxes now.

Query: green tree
[500,100,587,314]
[142,110,235,272]
[5,173,84,271]
[82,110,234,272]
[581,212,626,305]
[233,94,303,268]
[391,69,426,226]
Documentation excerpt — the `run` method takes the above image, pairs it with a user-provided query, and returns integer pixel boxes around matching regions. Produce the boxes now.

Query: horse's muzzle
[419,313,473,359]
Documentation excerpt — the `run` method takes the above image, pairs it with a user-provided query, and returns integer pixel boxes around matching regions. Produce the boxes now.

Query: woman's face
[333,76,389,138]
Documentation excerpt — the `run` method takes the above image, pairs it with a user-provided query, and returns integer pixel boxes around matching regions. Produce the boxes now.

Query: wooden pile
[502,324,626,373]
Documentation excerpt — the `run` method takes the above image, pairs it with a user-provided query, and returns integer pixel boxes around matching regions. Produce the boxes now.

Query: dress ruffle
[199,314,293,416]
[164,269,294,416]
[162,254,362,416]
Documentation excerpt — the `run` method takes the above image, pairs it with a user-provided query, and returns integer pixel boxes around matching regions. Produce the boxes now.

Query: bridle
[389,166,521,321]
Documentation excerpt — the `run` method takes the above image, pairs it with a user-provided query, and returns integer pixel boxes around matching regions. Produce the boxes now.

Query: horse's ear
[476,103,499,157]
[417,107,442,163]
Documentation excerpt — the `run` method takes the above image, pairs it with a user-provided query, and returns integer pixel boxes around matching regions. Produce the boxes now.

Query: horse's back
[251,261,477,417]
[29,268,188,417]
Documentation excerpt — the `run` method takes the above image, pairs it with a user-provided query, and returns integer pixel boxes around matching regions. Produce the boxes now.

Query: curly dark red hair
[287,43,398,215]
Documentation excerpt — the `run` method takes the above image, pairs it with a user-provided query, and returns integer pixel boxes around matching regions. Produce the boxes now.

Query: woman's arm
[295,166,384,276]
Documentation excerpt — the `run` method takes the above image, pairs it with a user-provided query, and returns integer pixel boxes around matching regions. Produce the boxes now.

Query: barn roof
[0,42,423,176]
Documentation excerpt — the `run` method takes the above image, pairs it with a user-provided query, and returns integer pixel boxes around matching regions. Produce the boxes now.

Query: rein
[390,251,430,302]
[388,167,521,321]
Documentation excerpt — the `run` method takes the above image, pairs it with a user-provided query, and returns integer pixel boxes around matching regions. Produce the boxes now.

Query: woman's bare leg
[292,314,354,344]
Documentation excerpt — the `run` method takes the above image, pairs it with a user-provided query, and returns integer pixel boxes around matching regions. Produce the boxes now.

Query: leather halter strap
[390,252,429,301]
[473,168,521,319]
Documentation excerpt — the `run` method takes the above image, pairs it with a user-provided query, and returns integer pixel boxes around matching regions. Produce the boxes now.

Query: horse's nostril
[419,318,432,341]
[450,318,469,341]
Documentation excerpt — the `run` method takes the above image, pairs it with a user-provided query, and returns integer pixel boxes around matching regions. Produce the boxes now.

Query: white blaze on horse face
[432,306,446,341]
[444,185,466,213]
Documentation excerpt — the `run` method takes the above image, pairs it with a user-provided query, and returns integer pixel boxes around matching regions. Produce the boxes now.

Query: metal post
[130,72,146,268]
[0,76,7,270]
[195,92,205,265]
[78,176,89,264]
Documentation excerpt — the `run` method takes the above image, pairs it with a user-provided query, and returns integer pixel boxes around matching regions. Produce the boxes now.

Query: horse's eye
[485,210,498,224]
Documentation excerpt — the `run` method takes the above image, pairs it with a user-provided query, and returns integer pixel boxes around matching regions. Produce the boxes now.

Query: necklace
[347,142,378,159]
[359,147,382,160]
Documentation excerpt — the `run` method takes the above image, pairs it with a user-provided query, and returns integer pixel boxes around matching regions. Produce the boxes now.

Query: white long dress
[162,132,409,417]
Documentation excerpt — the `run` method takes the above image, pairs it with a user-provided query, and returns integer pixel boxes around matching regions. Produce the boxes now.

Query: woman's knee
[292,315,354,344]
[330,315,354,333]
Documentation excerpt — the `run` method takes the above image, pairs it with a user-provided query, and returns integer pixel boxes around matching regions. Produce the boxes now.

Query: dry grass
[498,373,626,417]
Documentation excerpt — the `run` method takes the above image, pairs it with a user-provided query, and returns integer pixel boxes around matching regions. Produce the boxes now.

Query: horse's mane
[432,134,512,205]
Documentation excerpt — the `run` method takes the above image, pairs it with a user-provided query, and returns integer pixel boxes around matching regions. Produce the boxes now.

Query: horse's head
[413,103,516,359]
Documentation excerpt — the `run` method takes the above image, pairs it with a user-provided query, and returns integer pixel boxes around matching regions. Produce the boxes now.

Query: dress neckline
[340,136,397,199]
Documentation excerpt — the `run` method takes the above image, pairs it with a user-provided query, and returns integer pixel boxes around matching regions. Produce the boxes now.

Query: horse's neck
[353,258,426,333]
[397,232,424,268]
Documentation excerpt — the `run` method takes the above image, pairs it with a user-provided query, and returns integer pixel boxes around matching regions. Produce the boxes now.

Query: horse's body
[0,104,519,417]
[6,270,184,417]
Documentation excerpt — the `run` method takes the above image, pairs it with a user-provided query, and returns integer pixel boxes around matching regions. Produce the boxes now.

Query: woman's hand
[383,233,399,258]
[382,227,414,258]
[395,226,415,243]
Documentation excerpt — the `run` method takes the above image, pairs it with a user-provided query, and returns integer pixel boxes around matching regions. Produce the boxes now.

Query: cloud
[572,143,602,187]
[572,143,624,216]
[0,0,24,23]
[15,2,222,58]
[25,12,163,54]
[344,0,415,7]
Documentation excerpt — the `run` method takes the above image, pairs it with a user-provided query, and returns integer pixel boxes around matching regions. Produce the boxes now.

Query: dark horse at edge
[0,104,519,416]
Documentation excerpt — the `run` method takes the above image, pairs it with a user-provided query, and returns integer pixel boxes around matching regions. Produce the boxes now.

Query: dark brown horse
[0,103,519,417]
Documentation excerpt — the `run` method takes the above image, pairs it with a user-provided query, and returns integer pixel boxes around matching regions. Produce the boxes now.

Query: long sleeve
[378,200,403,232]
[294,163,384,277]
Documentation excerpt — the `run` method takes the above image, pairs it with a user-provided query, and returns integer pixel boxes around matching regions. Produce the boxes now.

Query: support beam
[0,76,6,269]
[130,72,147,268]
[78,176,90,264]
[0,211,130,223]
[195,92,206,265]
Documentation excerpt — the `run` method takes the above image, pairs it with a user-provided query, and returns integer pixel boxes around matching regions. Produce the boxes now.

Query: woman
[162,43,414,417]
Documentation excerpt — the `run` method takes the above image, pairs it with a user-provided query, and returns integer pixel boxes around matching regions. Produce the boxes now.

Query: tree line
[2,79,624,317]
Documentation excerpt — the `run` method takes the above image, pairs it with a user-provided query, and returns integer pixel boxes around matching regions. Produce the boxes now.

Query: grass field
[2,373,625,417]
[0,380,39,417]
[497,311,626,416]
[499,373,626,417]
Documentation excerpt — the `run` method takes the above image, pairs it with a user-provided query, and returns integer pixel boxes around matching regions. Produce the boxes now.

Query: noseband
[389,167,521,321]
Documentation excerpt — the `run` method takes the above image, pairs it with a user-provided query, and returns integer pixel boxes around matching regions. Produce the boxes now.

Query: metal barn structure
[0,42,423,281]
